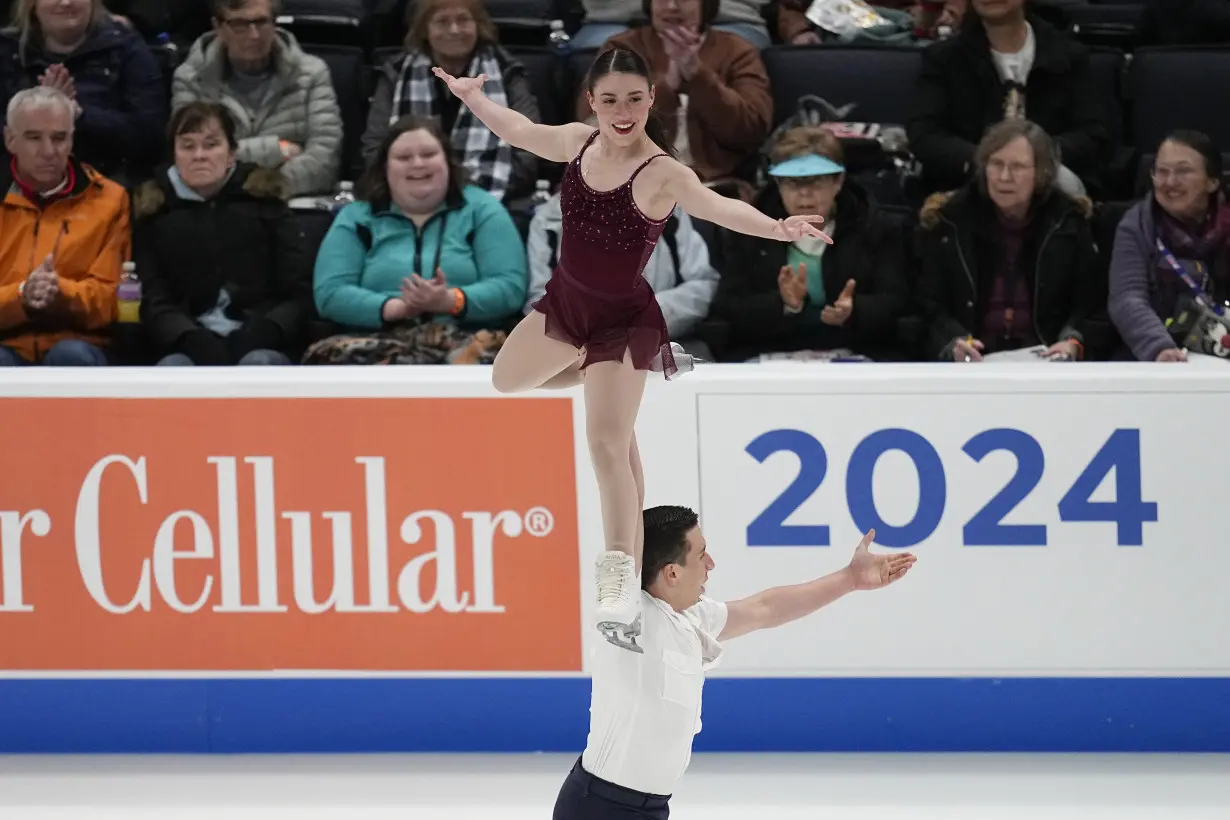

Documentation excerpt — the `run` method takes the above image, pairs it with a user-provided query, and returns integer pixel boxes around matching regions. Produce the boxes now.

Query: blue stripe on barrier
[1,677,1228,753]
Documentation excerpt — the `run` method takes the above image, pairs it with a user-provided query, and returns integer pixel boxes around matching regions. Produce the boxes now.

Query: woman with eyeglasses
[1108,130,1229,362]
[916,118,1111,362]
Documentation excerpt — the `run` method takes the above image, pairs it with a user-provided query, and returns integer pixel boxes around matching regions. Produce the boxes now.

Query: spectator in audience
[778,0,965,44]
[917,119,1110,363]
[573,0,773,50]
[907,0,1109,199]
[1138,0,1230,47]
[172,0,342,198]
[580,0,772,199]
[0,0,166,184]
[1108,131,1229,363]
[105,0,214,53]
[362,0,538,204]
[526,191,718,358]
[0,87,128,365]
[309,115,526,365]
[133,102,311,366]
[710,126,909,362]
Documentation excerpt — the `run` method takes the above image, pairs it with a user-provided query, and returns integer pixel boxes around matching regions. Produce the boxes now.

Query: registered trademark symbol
[524,507,554,537]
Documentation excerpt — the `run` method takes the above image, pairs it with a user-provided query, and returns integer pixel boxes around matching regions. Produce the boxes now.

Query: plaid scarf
[391,47,513,201]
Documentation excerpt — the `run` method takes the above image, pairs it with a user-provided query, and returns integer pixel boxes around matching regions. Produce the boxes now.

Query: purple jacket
[1107,198,1179,362]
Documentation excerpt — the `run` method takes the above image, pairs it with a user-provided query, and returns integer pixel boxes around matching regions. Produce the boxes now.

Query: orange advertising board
[0,397,581,672]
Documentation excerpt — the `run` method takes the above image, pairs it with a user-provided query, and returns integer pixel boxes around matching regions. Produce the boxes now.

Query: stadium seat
[759,44,923,129]
[568,47,598,107]
[506,46,566,126]
[1086,45,1133,196]
[278,0,369,47]
[302,44,370,180]
[1126,46,1230,154]
[1065,3,1143,50]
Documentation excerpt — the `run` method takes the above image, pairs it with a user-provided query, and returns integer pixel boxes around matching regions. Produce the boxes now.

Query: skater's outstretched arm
[660,161,834,244]
[717,530,916,641]
[434,68,595,164]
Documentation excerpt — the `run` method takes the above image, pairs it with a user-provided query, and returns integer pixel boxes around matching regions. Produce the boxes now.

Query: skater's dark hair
[641,505,698,589]
[357,114,469,212]
[585,47,676,159]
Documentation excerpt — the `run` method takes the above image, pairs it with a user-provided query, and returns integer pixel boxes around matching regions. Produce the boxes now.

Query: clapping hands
[821,279,855,327]
[380,270,455,323]
[401,269,454,314]
[22,255,60,312]
[38,64,81,118]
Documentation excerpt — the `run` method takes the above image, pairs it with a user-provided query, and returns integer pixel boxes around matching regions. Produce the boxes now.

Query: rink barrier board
[2,367,1230,754]
[1,677,1229,753]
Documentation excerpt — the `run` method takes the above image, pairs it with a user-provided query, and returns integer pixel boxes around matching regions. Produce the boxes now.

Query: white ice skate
[594,551,644,654]
[650,342,701,377]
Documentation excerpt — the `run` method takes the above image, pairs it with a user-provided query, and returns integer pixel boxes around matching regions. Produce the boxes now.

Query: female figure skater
[433,48,830,650]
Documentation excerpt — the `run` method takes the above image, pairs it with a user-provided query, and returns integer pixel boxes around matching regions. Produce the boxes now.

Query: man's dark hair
[641,505,698,590]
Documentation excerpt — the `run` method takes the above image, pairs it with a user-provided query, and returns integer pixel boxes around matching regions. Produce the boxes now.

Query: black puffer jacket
[133,163,314,363]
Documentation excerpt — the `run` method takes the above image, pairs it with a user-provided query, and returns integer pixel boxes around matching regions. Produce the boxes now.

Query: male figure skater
[554,505,916,819]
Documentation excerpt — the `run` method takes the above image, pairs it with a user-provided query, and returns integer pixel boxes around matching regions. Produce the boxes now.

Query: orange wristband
[1069,338,1085,361]
[449,287,466,316]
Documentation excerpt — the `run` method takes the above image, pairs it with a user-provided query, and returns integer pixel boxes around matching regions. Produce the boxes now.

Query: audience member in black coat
[711,126,911,362]
[907,0,1110,199]
[133,102,313,366]
[916,119,1112,363]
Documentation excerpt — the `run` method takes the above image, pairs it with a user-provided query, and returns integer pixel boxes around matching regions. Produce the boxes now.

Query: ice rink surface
[1,753,1228,820]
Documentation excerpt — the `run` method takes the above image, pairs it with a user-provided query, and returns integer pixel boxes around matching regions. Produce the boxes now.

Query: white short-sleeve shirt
[580,591,729,796]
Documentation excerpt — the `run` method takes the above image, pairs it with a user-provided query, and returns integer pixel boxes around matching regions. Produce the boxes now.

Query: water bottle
[331,181,356,212]
[548,20,571,57]
[529,179,551,213]
[157,32,178,56]
[116,261,141,324]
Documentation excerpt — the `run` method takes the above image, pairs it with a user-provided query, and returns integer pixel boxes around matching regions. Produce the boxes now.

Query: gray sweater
[1107,198,1179,362]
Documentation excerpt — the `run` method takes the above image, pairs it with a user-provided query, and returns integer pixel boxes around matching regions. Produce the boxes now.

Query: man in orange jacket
[0,86,130,366]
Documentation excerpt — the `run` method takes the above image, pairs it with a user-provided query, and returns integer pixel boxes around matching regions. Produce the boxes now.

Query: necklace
[583,138,648,177]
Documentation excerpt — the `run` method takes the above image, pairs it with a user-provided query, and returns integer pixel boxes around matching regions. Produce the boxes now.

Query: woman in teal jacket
[313,115,528,338]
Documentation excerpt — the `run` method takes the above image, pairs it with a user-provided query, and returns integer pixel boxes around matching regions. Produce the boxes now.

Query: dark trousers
[552,757,671,819]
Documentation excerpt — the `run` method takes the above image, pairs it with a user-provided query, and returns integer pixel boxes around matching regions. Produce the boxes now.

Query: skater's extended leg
[491,310,584,394]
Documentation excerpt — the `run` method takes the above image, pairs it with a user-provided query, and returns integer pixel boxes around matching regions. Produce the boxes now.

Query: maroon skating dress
[531,130,678,379]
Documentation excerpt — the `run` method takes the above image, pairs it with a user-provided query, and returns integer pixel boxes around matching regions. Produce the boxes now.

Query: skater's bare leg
[630,431,645,566]
[586,352,649,649]
[538,359,585,390]
[492,310,584,394]
[585,350,647,563]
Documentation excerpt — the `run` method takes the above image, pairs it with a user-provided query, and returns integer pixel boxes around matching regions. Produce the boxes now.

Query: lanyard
[1155,238,1225,318]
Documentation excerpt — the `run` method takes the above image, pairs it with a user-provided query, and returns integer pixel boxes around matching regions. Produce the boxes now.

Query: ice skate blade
[597,622,645,654]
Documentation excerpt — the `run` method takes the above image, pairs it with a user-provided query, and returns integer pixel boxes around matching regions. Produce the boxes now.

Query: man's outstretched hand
[846,529,916,591]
